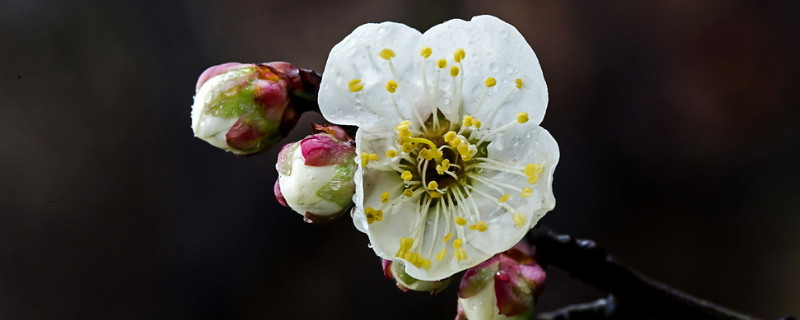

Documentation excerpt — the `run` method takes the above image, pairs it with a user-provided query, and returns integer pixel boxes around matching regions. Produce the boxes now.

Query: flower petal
[319,22,426,129]
[417,15,548,126]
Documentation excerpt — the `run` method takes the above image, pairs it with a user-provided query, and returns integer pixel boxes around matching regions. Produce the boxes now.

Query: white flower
[318,15,559,281]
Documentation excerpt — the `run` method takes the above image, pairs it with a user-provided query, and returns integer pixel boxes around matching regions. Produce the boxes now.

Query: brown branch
[526,226,766,320]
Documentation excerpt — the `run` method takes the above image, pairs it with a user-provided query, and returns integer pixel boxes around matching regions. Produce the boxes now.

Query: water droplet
[489,62,498,72]
[505,65,513,74]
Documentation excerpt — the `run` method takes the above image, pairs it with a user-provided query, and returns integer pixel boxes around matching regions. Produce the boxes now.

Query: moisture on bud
[191,62,308,155]
[275,124,356,224]
[455,242,546,320]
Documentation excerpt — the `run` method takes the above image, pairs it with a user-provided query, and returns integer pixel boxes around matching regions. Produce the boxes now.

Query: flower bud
[456,243,546,320]
[275,124,356,224]
[382,259,452,294]
[192,62,306,155]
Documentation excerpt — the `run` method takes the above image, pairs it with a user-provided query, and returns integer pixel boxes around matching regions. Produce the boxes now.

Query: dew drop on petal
[505,65,514,74]
[489,62,498,72]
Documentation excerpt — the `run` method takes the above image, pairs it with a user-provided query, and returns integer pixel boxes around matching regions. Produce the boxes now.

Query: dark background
[1,0,798,319]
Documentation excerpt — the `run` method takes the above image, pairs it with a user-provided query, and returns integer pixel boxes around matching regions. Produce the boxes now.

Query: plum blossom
[318,15,558,280]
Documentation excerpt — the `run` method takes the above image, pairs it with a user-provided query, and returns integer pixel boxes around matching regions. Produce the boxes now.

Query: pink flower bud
[191,62,306,155]
[456,242,546,320]
[275,125,356,224]
[382,259,452,295]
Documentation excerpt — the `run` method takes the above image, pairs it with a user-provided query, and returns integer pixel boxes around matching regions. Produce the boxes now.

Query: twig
[526,226,761,320]
[538,296,618,320]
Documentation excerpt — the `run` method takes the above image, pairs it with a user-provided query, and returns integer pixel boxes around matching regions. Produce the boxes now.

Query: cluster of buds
[191,62,317,155]
[274,124,356,224]
[455,242,546,320]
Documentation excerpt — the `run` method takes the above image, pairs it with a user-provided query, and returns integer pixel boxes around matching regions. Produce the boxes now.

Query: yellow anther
[442,232,453,242]
[515,78,523,89]
[455,216,467,226]
[399,237,414,251]
[380,192,391,203]
[455,248,468,260]
[436,165,444,175]
[521,187,533,198]
[485,77,497,87]
[436,249,447,261]
[427,181,439,190]
[457,143,470,158]
[403,188,414,197]
[422,259,431,269]
[428,191,442,198]
[513,212,526,227]
[419,148,429,159]
[452,238,464,248]
[360,152,371,167]
[348,79,364,92]
[437,59,447,69]
[450,66,460,77]
[472,119,482,128]
[468,221,488,232]
[386,80,398,93]
[368,153,379,161]
[453,48,466,63]
[401,170,413,181]
[449,137,462,147]
[419,46,432,58]
[524,163,543,184]
[398,120,411,127]
[462,115,474,127]
[402,143,414,153]
[379,48,396,60]
[443,131,457,143]
[498,194,510,203]
[441,159,450,170]
[365,207,383,224]
[517,112,529,124]
[385,149,398,158]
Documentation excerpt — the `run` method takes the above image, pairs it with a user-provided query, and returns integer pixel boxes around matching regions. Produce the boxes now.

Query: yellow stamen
[515,78,523,89]
[517,112,529,123]
[436,249,447,261]
[380,192,390,203]
[453,48,466,63]
[450,66,459,77]
[453,238,464,248]
[368,153,379,161]
[427,181,438,190]
[521,187,533,198]
[419,46,432,58]
[360,152,371,167]
[485,77,497,87]
[379,48,395,60]
[365,207,383,224]
[468,221,488,232]
[455,216,467,226]
[455,248,468,260]
[443,131,457,143]
[437,59,447,68]
[498,194,510,203]
[428,191,442,198]
[462,115,474,127]
[513,212,526,227]
[348,79,364,92]
[408,137,437,150]
[401,143,413,153]
[399,237,414,251]
[441,159,450,170]
[442,232,453,242]
[436,165,444,175]
[401,170,413,181]
[385,149,398,158]
[472,119,482,128]
[403,188,414,197]
[386,80,398,93]
[524,163,543,184]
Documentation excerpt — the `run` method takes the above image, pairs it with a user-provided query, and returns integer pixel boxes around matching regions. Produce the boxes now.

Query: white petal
[417,15,548,127]
[319,22,427,129]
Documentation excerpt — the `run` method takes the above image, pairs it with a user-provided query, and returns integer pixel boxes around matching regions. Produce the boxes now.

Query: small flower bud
[382,259,452,295]
[192,62,306,155]
[275,124,356,224]
[456,243,546,320]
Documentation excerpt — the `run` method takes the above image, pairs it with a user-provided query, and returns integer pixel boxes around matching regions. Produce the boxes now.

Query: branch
[526,227,764,320]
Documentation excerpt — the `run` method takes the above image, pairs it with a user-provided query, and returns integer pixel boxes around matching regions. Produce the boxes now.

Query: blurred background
[1,0,798,319]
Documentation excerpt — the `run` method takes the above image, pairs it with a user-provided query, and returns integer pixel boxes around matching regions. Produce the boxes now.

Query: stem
[526,227,760,320]
[538,296,618,320]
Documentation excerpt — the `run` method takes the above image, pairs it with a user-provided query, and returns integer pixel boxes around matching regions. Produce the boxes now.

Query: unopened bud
[275,124,356,224]
[456,242,546,320]
[192,62,308,155]
[382,259,452,294]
